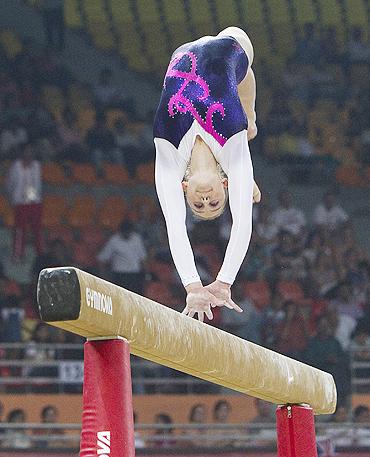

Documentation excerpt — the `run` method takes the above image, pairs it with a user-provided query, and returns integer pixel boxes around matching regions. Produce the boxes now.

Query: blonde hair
[183,162,229,220]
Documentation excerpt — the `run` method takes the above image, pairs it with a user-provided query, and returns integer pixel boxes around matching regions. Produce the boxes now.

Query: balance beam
[37,267,336,415]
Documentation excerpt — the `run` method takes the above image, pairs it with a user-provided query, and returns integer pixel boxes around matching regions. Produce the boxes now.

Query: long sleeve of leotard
[216,132,254,284]
[154,138,201,286]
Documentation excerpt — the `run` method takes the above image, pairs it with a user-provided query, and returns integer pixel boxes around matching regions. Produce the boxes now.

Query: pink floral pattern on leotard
[164,52,226,146]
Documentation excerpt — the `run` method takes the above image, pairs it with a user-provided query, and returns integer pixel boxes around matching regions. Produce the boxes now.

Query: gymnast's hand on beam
[183,282,224,322]
[204,281,243,313]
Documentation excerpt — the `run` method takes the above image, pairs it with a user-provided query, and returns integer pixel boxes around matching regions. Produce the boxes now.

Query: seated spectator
[277,300,311,360]
[350,323,370,386]
[313,192,348,231]
[253,205,278,251]
[220,281,262,343]
[329,281,363,321]
[34,405,69,449]
[2,408,31,449]
[97,220,147,295]
[303,231,324,268]
[309,253,341,297]
[183,403,207,448]
[261,292,286,349]
[149,413,176,448]
[247,399,276,446]
[305,316,351,402]
[347,27,370,64]
[272,231,307,280]
[326,303,356,351]
[1,294,25,342]
[0,116,28,158]
[56,107,85,162]
[86,112,115,170]
[353,405,370,447]
[24,323,57,393]
[209,400,234,448]
[271,191,306,236]
[133,412,145,449]
[325,405,353,448]
[94,69,121,107]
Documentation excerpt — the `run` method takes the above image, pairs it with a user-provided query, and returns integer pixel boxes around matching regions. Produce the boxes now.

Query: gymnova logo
[86,288,113,315]
[97,431,110,456]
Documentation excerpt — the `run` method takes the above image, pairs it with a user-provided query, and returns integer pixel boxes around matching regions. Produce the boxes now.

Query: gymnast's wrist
[185,281,203,293]
[214,280,231,290]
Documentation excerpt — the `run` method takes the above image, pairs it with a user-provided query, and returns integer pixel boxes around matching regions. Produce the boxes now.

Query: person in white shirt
[313,192,348,231]
[271,190,306,236]
[154,27,261,321]
[97,220,147,295]
[6,142,43,259]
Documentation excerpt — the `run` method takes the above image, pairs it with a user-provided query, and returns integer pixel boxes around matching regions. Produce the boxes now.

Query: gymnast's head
[182,136,228,220]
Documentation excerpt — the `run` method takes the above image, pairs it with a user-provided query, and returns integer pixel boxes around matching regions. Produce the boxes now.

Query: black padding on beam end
[37,268,81,322]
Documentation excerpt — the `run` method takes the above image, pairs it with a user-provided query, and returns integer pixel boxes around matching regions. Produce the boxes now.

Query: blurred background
[0,0,369,455]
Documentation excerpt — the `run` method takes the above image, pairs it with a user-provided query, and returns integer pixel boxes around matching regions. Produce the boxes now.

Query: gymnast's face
[182,172,228,219]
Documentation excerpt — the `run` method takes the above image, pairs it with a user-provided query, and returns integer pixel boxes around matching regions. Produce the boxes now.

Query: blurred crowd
[0,19,369,454]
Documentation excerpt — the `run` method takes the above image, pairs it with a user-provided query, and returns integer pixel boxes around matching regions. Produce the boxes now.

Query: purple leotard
[153,35,249,148]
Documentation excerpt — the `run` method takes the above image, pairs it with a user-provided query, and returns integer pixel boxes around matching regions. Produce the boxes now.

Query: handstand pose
[154,27,260,321]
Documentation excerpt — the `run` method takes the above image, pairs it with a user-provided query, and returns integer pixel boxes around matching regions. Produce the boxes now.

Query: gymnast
[154,27,260,322]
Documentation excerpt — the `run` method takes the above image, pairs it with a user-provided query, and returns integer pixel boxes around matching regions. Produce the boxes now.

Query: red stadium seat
[244,280,272,310]
[276,280,305,302]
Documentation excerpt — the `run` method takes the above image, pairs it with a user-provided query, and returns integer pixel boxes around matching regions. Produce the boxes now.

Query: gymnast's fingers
[198,311,204,322]
[229,300,243,312]
[205,307,213,320]
[182,305,189,314]
[188,310,195,318]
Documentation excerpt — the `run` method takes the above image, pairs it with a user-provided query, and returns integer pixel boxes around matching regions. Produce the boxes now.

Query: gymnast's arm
[216,133,254,286]
[238,67,257,140]
[154,139,201,287]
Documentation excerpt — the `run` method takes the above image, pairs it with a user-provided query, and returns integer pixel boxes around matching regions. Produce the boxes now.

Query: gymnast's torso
[153,35,249,149]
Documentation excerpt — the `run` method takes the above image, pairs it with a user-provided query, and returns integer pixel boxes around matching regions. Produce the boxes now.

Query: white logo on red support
[97,431,110,456]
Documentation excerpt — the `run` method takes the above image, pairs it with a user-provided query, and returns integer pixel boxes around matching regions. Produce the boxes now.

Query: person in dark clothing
[40,1,65,52]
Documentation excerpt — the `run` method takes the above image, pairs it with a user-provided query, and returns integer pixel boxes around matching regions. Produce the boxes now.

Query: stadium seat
[215,0,239,29]
[0,30,22,58]
[276,280,305,302]
[336,164,366,187]
[66,195,97,228]
[70,163,100,186]
[244,280,272,310]
[292,0,316,25]
[147,260,175,284]
[136,162,155,185]
[42,195,68,228]
[42,162,69,186]
[144,281,174,306]
[65,0,82,29]
[103,164,131,186]
[99,195,127,231]
[80,225,105,250]
[345,0,367,27]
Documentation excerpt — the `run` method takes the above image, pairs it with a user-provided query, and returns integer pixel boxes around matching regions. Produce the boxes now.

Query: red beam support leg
[80,338,135,457]
[276,404,317,457]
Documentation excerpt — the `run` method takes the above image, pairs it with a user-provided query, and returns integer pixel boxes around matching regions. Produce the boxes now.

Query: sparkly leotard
[153,35,249,148]
[154,27,255,287]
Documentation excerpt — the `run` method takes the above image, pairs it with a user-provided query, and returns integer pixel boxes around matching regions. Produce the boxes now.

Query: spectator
[347,27,370,64]
[310,253,342,297]
[254,205,279,250]
[248,399,276,446]
[40,1,65,52]
[277,300,311,360]
[329,281,363,321]
[2,408,31,449]
[6,142,43,259]
[97,220,147,295]
[261,292,286,349]
[0,117,28,158]
[305,316,351,402]
[313,192,348,230]
[350,323,370,386]
[149,413,176,448]
[34,405,69,449]
[326,303,356,350]
[209,400,234,448]
[325,405,353,448]
[24,323,57,392]
[33,239,72,280]
[133,412,145,449]
[183,403,207,448]
[94,69,120,107]
[272,231,307,280]
[271,191,306,236]
[295,23,321,65]
[353,405,370,447]
[0,295,25,342]
[86,112,115,170]
[56,108,85,162]
[221,281,262,343]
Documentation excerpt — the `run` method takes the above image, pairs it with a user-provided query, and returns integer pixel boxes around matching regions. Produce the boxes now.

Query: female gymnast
[154,27,260,321]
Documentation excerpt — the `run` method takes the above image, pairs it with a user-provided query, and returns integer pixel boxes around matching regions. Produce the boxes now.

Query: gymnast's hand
[205,281,243,313]
[183,282,224,322]
[247,121,257,141]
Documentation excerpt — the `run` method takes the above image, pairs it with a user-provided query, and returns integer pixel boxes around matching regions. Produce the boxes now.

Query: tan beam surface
[37,267,336,414]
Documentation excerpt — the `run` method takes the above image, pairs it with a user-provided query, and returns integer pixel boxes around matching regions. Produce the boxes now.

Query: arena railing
[0,343,369,393]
